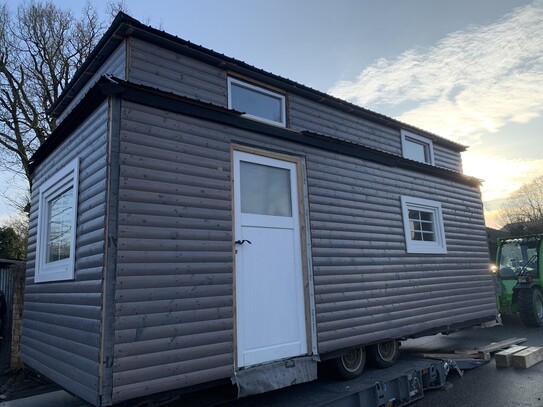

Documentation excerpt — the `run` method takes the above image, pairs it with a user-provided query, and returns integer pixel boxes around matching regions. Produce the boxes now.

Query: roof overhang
[34,76,481,188]
[50,12,467,153]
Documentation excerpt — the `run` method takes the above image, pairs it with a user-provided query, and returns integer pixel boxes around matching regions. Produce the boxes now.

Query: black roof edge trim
[118,79,480,187]
[33,76,480,186]
[50,12,466,152]
[30,81,110,174]
[48,12,134,117]
[30,76,243,174]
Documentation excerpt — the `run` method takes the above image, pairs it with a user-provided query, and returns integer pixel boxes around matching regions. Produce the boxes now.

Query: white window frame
[35,158,79,282]
[227,77,286,127]
[401,196,447,254]
[401,130,435,165]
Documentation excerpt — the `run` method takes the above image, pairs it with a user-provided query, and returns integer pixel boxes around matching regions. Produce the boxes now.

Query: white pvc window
[36,158,79,282]
[401,130,434,165]
[228,77,286,126]
[401,196,447,254]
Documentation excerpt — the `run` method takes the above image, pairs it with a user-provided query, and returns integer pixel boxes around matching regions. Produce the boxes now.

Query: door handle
[235,239,252,245]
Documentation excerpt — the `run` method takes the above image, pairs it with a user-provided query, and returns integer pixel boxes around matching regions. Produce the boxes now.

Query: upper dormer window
[401,130,434,165]
[228,77,286,127]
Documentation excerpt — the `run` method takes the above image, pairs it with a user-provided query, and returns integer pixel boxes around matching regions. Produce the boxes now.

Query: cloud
[462,152,543,229]
[329,1,543,146]
[462,153,543,202]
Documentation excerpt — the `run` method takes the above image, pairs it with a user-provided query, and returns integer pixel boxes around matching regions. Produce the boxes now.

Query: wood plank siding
[111,102,234,402]
[111,101,494,401]
[127,38,227,107]
[23,102,110,405]
[288,94,402,157]
[126,38,462,172]
[57,42,127,125]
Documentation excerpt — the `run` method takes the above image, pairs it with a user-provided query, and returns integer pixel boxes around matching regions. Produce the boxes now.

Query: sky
[1,0,542,228]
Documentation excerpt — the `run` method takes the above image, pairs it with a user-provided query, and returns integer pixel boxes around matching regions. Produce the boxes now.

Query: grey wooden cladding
[289,94,402,155]
[116,293,231,315]
[57,42,126,125]
[113,365,233,402]
[304,152,491,352]
[128,37,227,106]
[127,38,463,171]
[23,345,99,397]
[115,318,233,344]
[110,101,494,401]
[113,354,232,389]
[22,102,109,406]
[434,143,462,171]
[116,284,231,304]
[112,101,233,403]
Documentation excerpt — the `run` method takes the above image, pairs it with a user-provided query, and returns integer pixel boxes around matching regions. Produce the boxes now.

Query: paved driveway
[405,314,543,407]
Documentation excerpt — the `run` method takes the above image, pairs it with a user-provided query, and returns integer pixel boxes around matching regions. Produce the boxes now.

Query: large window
[401,196,447,254]
[228,77,286,127]
[401,130,434,165]
[36,158,79,282]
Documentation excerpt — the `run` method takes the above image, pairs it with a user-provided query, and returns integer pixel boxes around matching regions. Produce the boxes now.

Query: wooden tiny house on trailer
[23,13,497,406]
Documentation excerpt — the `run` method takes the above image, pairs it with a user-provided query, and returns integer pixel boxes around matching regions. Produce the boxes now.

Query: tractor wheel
[518,287,543,327]
[333,346,366,379]
[368,339,400,368]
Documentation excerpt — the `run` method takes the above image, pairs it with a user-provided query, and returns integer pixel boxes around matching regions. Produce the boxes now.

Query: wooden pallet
[495,345,528,368]
[475,337,527,353]
[512,347,543,369]
[415,351,489,361]
[415,338,528,366]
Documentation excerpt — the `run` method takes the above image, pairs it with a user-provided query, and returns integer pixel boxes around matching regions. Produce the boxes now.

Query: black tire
[518,287,543,327]
[367,339,400,368]
[333,346,366,380]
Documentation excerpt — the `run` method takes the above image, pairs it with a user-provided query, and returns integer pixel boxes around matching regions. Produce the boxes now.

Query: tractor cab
[495,235,543,327]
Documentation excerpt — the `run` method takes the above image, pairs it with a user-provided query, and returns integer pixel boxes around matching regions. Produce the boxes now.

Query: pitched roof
[32,75,481,187]
[50,12,467,152]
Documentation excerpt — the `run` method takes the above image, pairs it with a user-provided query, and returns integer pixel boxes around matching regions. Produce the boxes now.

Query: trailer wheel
[368,339,400,368]
[518,287,543,327]
[334,346,366,379]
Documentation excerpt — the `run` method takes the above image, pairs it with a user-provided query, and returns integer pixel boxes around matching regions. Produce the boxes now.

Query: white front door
[233,150,307,368]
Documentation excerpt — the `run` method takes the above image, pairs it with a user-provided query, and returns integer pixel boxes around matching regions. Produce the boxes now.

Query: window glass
[240,161,292,216]
[36,158,79,282]
[47,187,74,263]
[401,130,434,165]
[408,210,435,242]
[404,137,430,163]
[228,78,286,126]
[401,196,446,254]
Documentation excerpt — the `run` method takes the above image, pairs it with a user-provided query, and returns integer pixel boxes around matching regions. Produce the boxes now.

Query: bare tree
[106,0,128,19]
[0,1,105,212]
[498,175,543,235]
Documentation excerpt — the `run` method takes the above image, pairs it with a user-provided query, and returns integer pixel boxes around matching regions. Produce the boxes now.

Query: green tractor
[495,234,543,327]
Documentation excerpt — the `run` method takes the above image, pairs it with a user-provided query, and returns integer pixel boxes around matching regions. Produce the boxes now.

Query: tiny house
[23,13,497,406]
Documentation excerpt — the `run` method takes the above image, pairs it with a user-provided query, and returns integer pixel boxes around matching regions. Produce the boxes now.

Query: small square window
[401,196,447,254]
[401,130,434,165]
[228,77,286,126]
[36,158,79,282]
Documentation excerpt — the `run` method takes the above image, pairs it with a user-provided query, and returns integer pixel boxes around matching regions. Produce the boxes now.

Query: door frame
[231,144,317,370]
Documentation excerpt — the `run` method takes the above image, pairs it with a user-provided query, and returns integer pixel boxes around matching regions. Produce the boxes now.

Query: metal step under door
[224,357,454,407]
